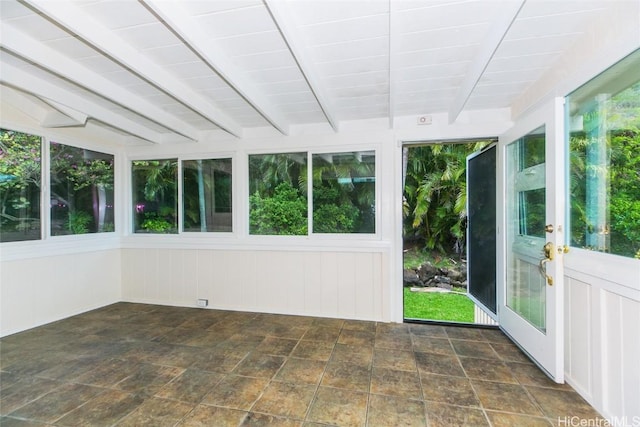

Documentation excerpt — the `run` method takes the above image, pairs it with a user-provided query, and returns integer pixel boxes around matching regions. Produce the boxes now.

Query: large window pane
[50,142,114,235]
[249,153,307,235]
[132,159,178,234]
[567,50,640,258]
[183,158,232,232]
[0,129,41,242]
[312,150,375,233]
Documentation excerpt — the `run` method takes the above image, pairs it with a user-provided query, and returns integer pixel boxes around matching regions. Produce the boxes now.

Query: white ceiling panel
[0,0,630,143]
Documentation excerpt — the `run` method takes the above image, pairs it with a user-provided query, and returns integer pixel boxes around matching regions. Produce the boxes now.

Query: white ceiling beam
[447,0,526,124]
[21,0,243,138]
[142,0,290,136]
[1,25,198,140]
[42,100,88,127]
[1,61,163,143]
[263,0,339,132]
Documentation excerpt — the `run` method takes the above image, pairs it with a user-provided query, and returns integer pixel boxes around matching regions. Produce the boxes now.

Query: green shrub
[249,182,307,235]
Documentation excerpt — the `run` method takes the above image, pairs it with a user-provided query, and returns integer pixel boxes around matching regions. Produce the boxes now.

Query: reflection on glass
[50,142,114,236]
[519,188,545,238]
[312,151,375,234]
[506,128,547,332]
[567,50,640,259]
[0,129,41,242]
[182,158,232,232]
[132,159,178,234]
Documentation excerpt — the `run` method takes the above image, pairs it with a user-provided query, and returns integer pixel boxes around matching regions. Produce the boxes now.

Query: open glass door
[497,99,566,382]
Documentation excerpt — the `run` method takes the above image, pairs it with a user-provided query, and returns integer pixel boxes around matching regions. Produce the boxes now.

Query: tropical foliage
[0,129,41,241]
[132,159,178,233]
[403,142,491,255]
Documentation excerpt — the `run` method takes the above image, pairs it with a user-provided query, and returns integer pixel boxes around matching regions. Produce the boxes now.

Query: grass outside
[404,288,475,323]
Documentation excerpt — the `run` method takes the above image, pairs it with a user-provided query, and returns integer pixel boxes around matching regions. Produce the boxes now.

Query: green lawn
[403,288,474,323]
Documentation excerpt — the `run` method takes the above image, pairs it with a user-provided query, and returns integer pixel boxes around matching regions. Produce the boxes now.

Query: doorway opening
[402,139,498,325]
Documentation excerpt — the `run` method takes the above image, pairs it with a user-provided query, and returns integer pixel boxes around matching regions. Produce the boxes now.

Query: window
[182,158,232,232]
[312,150,375,233]
[248,150,377,236]
[567,50,640,259]
[249,152,307,235]
[132,159,178,234]
[0,129,41,242]
[50,142,114,235]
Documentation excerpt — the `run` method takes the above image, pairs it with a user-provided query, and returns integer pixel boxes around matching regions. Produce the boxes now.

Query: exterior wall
[0,247,121,336]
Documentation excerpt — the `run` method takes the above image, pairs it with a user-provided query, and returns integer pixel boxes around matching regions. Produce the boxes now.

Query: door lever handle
[539,242,555,286]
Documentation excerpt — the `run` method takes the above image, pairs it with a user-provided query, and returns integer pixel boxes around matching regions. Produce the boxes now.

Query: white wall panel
[564,270,640,420]
[0,249,121,336]
[121,247,387,321]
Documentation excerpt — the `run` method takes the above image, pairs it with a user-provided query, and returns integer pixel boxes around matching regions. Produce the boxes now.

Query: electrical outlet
[196,299,208,308]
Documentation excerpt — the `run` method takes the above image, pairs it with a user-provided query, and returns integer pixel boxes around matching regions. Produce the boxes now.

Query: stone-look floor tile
[420,373,480,407]
[115,363,184,396]
[370,367,422,399]
[0,416,52,426]
[311,318,345,329]
[241,412,302,426]
[444,327,486,341]
[491,343,533,363]
[415,352,465,377]
[290,341,334,361]
[115,397,194,426]
[255,337,299,356]
[182,330,234,348]
[217,334,264,354]
[268,326,308,341]
[471,380,543,416]
[376,322,410,335]
[202,375,269,410]
[507,362,572,389]
[66,358,138,388]
[424,402,489,427]
[459,357,517,383]
[302,326,341,343]
[342,320,376,332]
[155,345,201,369]
[526,386,604,420]
[480,329,515,345]
[367,394,426,427]
[485,411,553,427]
[0,377,62,416]
[275,358,326,385]
[337,330,375,347]
[155,369,223,403]
[8,383,104,423]
[121,342,175,365]
[251,382,316,420]
[374,334,414,351]
[450,339,499,359]
[373,348,416,371]
[232,353,285,379]
[56,389,145,426]
[191,349,247,374]
[409,324,447,338]
[329,344,373,367]
[34,355,103,381]
[177,405,247,426]
[411,336,454,355]
[306,386,367,427]
[320,360,371,392]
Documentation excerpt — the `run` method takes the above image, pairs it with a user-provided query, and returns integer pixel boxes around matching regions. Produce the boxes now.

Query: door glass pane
[506,126,547,332]
[567,50,640,258]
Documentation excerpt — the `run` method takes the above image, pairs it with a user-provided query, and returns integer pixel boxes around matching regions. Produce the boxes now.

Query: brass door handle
[539,242,555,286]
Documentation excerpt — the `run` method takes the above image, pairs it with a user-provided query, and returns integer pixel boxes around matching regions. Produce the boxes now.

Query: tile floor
[0,303,602,426]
